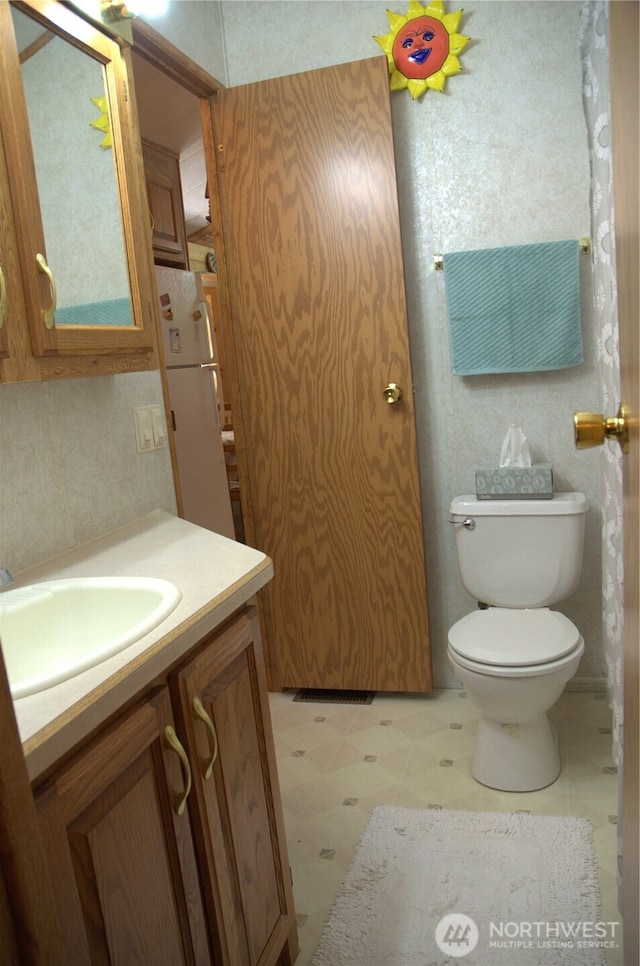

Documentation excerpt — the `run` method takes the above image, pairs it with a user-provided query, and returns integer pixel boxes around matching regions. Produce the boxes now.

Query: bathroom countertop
[9,510,274,782]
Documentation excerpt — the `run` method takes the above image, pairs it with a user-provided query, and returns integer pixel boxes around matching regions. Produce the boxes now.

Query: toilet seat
[448,607,583,676]
[448,641,584,679]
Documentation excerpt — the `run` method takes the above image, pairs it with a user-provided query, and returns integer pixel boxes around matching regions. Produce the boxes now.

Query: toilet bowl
[448,493,587,792]
[448,607,584,791]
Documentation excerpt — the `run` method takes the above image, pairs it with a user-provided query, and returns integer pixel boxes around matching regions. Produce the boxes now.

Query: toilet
[447,492,587,792]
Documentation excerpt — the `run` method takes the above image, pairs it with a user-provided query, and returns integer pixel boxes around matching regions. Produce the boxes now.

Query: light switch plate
[134,405,166,453]
[150,405,166,448]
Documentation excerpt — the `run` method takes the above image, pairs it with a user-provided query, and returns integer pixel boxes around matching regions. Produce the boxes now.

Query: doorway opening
[129,28,246,543]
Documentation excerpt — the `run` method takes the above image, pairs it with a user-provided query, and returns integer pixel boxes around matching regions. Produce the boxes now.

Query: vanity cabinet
[143,139,189,269]
[0,0,158,383]
[33,606,298,966]
[35,688,212,964]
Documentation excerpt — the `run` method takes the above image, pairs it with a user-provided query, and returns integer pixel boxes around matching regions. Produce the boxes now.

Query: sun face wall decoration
[374,0,470,99]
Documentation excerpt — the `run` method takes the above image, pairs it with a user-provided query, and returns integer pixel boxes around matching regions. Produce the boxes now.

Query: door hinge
[171,409,177,432]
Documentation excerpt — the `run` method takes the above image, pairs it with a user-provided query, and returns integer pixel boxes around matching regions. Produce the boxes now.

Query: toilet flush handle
[450,517,475,530]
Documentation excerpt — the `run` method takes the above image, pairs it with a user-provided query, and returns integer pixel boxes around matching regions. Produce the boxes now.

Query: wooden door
[171,609,297,966]
[214,57,432,692]
[609,3,639,961]
[35,689,212,965]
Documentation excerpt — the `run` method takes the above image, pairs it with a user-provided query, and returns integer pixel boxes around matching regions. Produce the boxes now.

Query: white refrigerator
[155,266,235,540]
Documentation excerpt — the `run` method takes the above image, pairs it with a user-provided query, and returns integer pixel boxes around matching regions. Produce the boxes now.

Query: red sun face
[391,15,450,80]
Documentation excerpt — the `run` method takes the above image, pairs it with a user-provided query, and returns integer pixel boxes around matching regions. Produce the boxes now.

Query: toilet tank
[449,492,587,607]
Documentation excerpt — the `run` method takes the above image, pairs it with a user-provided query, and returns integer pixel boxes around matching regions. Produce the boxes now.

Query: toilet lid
[448,608,581,667]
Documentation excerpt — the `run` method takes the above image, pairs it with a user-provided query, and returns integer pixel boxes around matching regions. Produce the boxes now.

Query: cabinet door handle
[163,725,192,816]
[36,253,57,330]
[0,265,6,329]
[192,696,218,781]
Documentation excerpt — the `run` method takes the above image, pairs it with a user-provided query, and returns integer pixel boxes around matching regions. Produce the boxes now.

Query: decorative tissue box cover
[475,464,553,499]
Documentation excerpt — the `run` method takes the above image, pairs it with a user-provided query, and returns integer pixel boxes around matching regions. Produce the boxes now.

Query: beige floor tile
[272,688,622,966]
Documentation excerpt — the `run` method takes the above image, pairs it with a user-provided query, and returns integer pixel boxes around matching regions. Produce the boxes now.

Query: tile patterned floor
[268,688,622,966]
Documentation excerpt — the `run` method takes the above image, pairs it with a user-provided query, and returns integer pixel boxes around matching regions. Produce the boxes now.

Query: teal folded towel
[55,297,133,327]
[443,240,583,375]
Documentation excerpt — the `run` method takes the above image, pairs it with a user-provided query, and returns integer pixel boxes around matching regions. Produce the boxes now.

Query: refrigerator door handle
[202,363,224,429]
[197,300,218,361]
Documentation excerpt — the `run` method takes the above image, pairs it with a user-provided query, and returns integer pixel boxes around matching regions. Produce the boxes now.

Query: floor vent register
[293,688,375,705]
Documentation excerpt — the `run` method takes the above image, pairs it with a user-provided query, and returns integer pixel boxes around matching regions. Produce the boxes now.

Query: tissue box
[475,464,553,499]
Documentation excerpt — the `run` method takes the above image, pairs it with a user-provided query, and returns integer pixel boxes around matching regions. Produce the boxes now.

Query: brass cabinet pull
[0,265,6,329]
[36,253,56,330]
[192,696,218,780]
[163,725,192,815]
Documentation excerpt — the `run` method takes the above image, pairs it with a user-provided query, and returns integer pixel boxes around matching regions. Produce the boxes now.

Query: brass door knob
[383,383,403,405]
[574,404,629,454]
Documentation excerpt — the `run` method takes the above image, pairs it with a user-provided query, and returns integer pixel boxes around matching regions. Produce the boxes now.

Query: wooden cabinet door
[214,57,432,692]
[143,139,189,269]
[35,689,212,966]
[172,608,298,966]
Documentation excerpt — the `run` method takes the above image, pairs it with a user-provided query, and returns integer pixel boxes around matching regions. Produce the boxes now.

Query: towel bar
[433,237,591,270]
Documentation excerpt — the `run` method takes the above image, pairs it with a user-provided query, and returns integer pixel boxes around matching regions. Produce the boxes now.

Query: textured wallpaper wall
[0,373,177,574]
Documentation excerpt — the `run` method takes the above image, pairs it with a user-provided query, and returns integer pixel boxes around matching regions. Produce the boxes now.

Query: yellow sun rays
[374,0,470,99]
[90,96,112,149]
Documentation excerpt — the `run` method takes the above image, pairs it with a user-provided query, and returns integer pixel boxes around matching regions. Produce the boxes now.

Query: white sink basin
[0,577,182,699]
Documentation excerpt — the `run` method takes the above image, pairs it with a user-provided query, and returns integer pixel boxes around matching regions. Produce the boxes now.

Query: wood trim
[18,30,54,65]
[0,657,64,962]
[610,2,640,962]
[0,1,56,357]
[131,19,224,96]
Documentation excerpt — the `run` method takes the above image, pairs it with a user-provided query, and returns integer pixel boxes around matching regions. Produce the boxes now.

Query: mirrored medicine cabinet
[0,0,157,381]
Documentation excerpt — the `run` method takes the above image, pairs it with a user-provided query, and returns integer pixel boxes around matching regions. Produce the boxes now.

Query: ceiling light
[99,0,168,23]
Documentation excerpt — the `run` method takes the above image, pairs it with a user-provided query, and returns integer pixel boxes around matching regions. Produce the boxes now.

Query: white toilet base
[472,713,560,792]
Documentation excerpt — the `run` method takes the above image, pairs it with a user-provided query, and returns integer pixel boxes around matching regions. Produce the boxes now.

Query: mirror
[11,4,133,327]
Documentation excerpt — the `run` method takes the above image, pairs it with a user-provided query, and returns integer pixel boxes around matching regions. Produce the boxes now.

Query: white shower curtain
[579,0,623,891]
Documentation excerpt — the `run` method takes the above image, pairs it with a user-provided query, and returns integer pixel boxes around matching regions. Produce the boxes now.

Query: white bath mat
[310,807,610,965]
